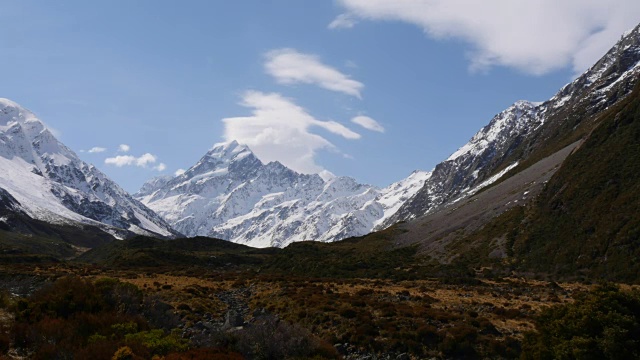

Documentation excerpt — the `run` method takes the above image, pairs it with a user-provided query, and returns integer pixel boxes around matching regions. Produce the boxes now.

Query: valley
[0,12,639,360]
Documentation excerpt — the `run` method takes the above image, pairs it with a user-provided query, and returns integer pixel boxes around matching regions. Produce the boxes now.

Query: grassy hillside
[407,82,640,283]
[264,226,429,279]
[510,82,640,282]
[0,215,115,263]
[75,226,434,280]
[77,236,277,268]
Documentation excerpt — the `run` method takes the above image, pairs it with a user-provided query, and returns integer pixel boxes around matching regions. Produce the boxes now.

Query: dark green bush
[522,284,640,359]
[233,315,338,359]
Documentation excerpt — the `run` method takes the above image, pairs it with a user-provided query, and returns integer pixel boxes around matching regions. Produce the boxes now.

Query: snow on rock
[137,141,429,248]
[0,98,176,238]
[385,22,640,226]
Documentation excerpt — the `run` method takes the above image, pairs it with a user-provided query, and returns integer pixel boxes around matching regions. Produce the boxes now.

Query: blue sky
[2,0,639,192]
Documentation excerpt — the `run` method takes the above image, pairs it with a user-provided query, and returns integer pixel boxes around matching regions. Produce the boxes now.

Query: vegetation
[0,275,339,359]
[263,226,430,279]
[522,285,640,359]
[78,236,277,268]
[248,277,525,358]
[5,276,194,359]
[510,82,640,282]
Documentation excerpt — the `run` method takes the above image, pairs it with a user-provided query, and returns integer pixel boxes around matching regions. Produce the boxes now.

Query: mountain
[136,141,429,248]
[509,80,640,281]
[0,99,177,241]
[138,25,640,249]
[387,23,640,225]
[378,24,640,281]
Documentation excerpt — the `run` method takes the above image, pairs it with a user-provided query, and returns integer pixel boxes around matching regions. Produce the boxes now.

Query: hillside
[395,81,640,282]
[77,236,277,268]
[511,81,640,281]
[388,23,640,226]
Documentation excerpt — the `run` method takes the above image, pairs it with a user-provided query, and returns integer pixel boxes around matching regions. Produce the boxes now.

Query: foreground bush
[6,276,192,359]
[233,314,338,359]
[522,284,640,359]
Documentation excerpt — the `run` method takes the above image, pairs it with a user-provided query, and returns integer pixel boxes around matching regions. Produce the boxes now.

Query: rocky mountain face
[387,23,640,225]
[136,141,429,248]
[0,99,177,240]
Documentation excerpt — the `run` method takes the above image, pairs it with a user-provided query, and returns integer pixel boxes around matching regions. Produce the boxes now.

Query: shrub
[233,315,338,359]
[522,284,640,360]
[124,329,189,356]
[164,348,244,360]
[112,346,136,360]
[439,324,479,359]
[338,307,357,319]
[0,327,10,353]
[0,289,11,309]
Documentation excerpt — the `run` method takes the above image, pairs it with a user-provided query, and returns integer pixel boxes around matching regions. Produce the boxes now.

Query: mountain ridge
[0,98,178,241]
[387,23,640,225]
[136,141,429,248]
[137,23,640,248]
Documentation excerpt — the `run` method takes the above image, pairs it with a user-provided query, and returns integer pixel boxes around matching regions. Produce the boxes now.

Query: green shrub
[125,329,188,356]
[522,284,640,359]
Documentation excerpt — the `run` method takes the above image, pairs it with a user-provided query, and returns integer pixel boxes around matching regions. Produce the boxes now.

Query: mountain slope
[382,24,640,282]
[382,100,541,227]
[510,81,640,281]
[138,25,640,248]
[0,98,177,241]
[137,141,429,248]
[388,23,640,225]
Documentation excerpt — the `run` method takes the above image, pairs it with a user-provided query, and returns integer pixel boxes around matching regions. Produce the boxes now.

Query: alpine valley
[1,19,640,360]
[135,24,640,251]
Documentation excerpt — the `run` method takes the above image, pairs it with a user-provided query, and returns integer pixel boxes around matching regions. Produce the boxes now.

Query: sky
[1,0,639,193]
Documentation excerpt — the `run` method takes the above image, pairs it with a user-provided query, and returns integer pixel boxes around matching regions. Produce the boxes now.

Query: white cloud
[87,147,107,153]
[351,115,385,132]
[328,13,358,29]
[105,152,161,169]
[105,155,137,167]
[222,91,360,174]
[136,153,157,167]
[265,48,364,98]
[174,168,186,176]
[118,144,130,153]
[334,0,640,75]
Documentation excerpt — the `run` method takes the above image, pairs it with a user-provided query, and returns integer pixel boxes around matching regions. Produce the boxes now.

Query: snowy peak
[0,98,39,128]
[548,23,640,110]
[203,140,255,168]
[137,139,427,248]
[208,140,249,159]
[389,22,640,225]
[0,99,177,239]
[447,100,540,162]
[136,175,173,198]
[182,140,261,180]
[585,23,640,85]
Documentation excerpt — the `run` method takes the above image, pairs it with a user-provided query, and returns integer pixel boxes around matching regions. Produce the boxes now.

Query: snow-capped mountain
[139,23,640,248]
[136,141,429,248]
[0,98,177,239]
[139,24,640,247]
[385,22,640,225]
[381,100,541,227]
